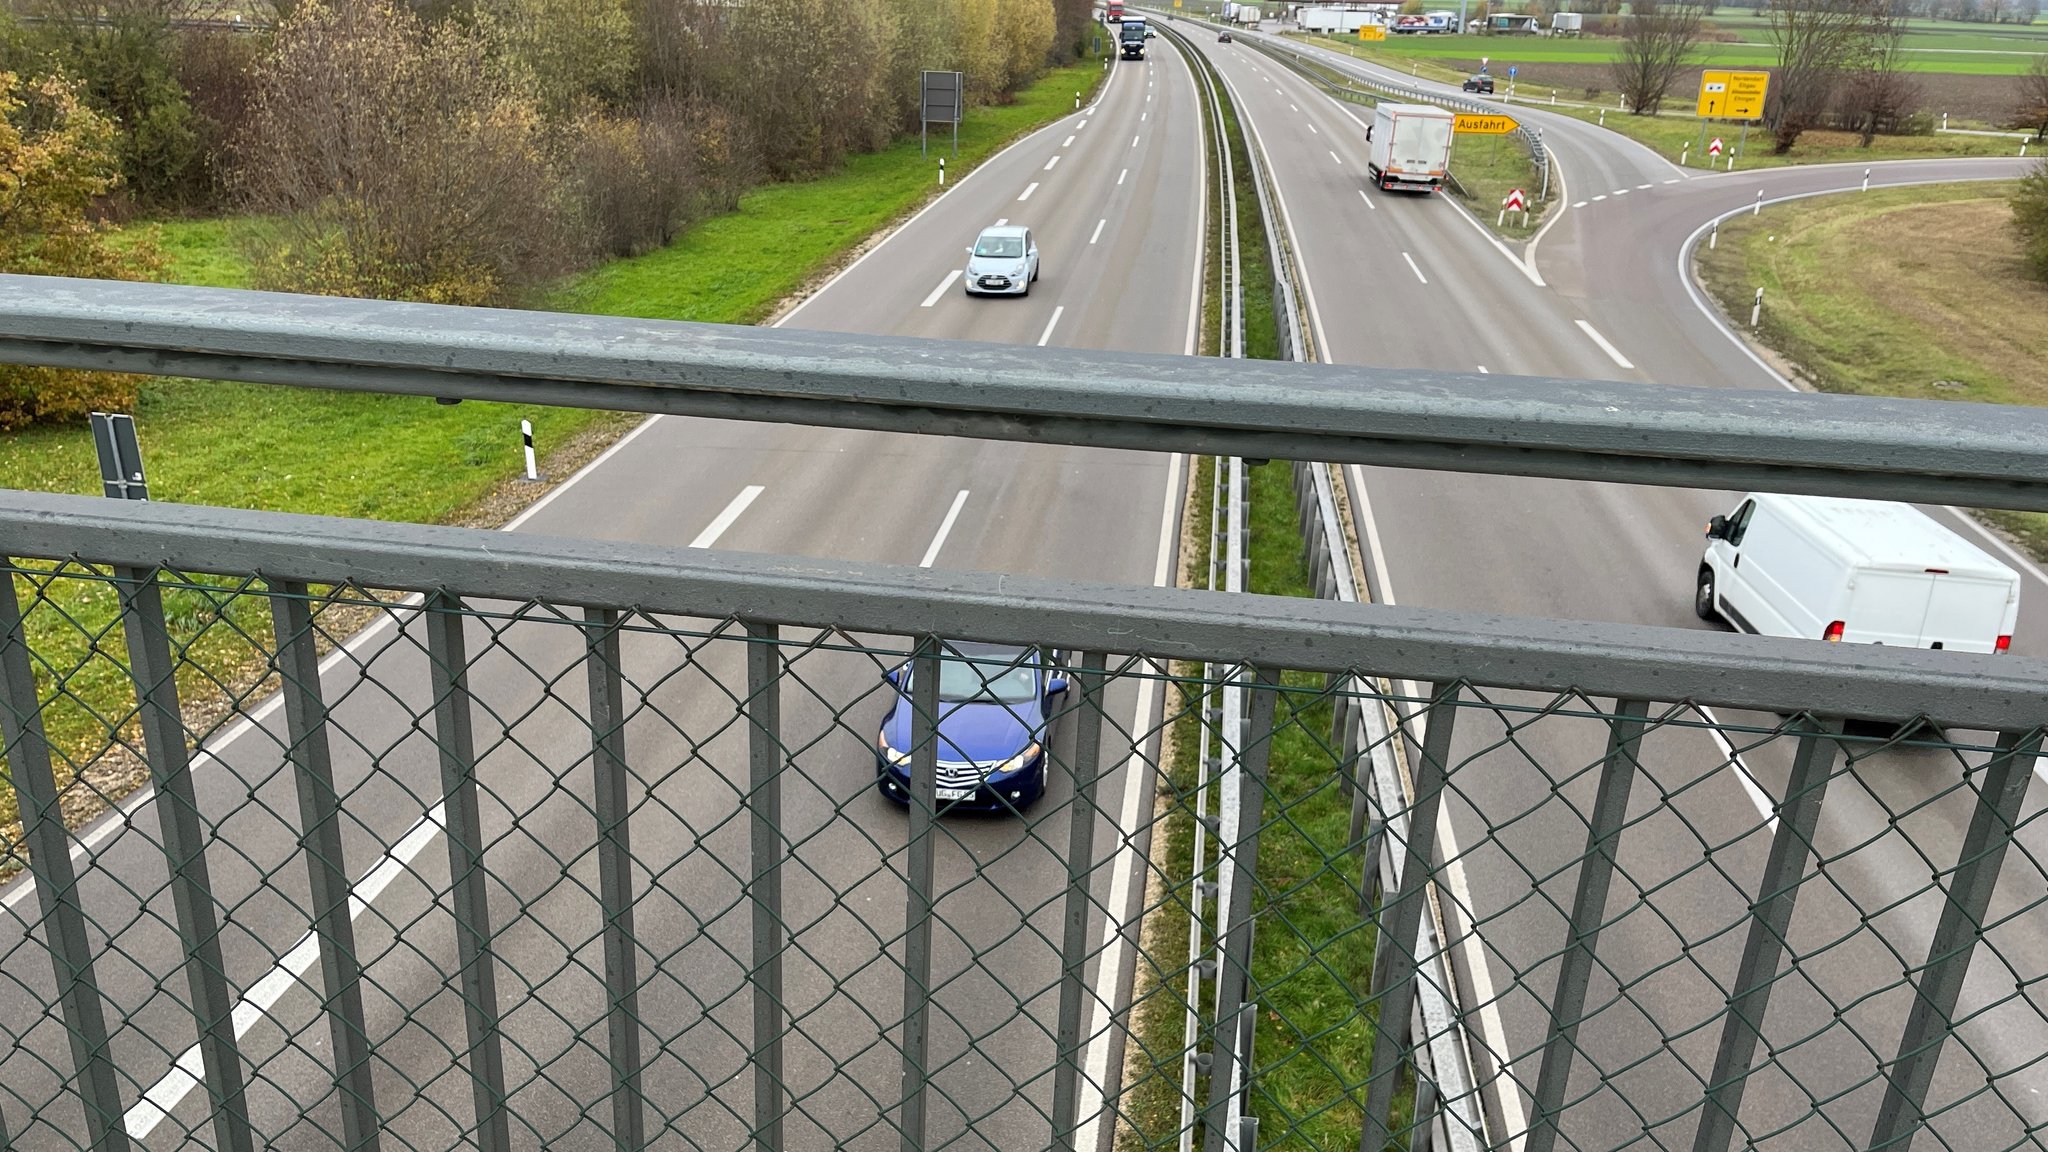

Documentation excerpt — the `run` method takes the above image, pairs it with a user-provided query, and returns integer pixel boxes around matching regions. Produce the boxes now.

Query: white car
[963,225,1039,297]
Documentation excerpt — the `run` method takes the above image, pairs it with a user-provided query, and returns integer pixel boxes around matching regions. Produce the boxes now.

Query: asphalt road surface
[1187,22,2045,1151]
[0,40,1204,1152]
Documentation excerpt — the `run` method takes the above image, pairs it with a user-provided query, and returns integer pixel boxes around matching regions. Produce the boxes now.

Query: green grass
[0,55,1110,840]
[1694,180,2048,557]
[1291,26,2046,74]
[1556,104,2031,168]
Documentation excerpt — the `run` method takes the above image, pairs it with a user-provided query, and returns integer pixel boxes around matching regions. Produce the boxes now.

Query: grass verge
[0,55,1109,841]
[1695,179,2048,557]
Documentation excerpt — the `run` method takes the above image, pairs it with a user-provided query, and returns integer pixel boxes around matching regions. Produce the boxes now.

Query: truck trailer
[1298,6,1387,33]
[1364,102,1454,192]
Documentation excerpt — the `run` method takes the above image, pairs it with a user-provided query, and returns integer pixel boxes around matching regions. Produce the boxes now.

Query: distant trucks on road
[1221,3,1262,26]
[1104,0,1123,22]
[1364,102,1453,192]
[1391,10,1456,32]
[1296,5,1387,33]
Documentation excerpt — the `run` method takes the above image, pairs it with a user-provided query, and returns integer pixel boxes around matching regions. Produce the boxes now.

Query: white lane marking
[124,805,450,1138]
[1072,450,1183,1152]
[1613,188,1630,196]
[1078,119,1089,129]
[919,489,971,568]
[1575,320,1635,370]
[1037,305,1065,348]
[1044,155,1060,170]
[1308,123,1319,134]
[1090,218,1107,244]
[1700,708,1778,829]
[1358,189,1376,211]
[1402,252,1428,284]
[1638,183,1654,189]
[1147,94,1152,102]
[1478,365,1490,373]
[1329,150,1342,164]
[995,218,1008,226]
[1119,168,1128,185]
[1132,134,1141,147]
[921,270,962,307]
[1142,112,1148,121]
[1592,194,1608,201]
[1664,178,1680,184]
[689,485,765,548]
[1573,200,1588,208]
[1018,182,1040,201]
[1345,462,1530,1148]
[1290,103,1299,111]
[1064,135,1076,146]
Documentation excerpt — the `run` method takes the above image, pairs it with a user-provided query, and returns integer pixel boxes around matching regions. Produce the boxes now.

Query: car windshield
[974,235,1024,258]
[935,657,1038,704]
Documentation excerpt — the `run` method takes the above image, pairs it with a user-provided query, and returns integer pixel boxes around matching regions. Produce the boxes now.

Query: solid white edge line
[1037,305,1065,347]
[125,803,451,1139]
[1574,319,1635,369]
[1090,218,1107,244]
[1019,181,1040,200]
[918,489,970,568]
[1072,448,1182,1152]
[688,484,765,549]
[921,269,962,307]
[1402,251,1429,284]
[1699,708,1778,830]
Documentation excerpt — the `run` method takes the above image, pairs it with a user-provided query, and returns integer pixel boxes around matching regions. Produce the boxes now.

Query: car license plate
[937,787,976,801]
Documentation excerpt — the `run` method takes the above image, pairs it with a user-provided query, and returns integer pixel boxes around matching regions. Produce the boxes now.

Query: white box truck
[1698,493,2020,655]
[1551,11,1583,33]
[1233,4,1261,26]
[1364,102,1454,192]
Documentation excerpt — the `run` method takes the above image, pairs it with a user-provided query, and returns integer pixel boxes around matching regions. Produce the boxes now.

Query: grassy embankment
[0,54,1110,838]
[1123,34,1398,1150]
[1292,32,2036,170]
[1695,181,2048,555]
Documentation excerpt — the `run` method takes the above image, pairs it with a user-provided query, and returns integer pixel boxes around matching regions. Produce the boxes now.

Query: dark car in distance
[1462,73,1494,94]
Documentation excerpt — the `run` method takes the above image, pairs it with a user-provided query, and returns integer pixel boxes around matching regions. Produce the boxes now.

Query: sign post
[1358,23,1385,40]
[920,70,964,158]
[1499,187,1528,228]
[90,412,149,501]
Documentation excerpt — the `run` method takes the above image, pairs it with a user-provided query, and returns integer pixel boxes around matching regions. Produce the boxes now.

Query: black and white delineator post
[90,412,148,501]
[520,419,541,482]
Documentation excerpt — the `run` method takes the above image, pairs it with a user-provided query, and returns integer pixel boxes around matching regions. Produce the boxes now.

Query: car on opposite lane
[875,642,1068,812]
[963,225,1039,297]
[1462,73,1494,94]
[1217,30,1232,41]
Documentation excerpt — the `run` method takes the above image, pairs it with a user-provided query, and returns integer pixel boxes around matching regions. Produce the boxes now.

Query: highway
[1180,20,2046,1151]
[0,36,1204,1152]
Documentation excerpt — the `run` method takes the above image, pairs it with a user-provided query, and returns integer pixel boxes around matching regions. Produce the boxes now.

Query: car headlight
[877,730,911,766]
[1013,261,1030,276]
[998,743,1043,774]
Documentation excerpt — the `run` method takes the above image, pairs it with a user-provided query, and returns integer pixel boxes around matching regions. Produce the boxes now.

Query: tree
[1837,10,1918,144]
[238,0,581,305]
[2013,159,2048,280]
[1764,0,1885,153]
[1611,0,1704,115]
[2020,52,2048,140]
[0,71,161,430]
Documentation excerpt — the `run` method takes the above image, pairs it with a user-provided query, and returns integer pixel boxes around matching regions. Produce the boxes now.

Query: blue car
[875,642,1069,812]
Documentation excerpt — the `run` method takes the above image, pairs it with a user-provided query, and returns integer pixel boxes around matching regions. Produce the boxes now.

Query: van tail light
[1823,621,1845,643]
[1996,634,2012,655]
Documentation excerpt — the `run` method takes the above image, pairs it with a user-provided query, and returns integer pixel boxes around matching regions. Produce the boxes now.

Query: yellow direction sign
[1697,70,1769,120]
[1357,24,1386,40]
[1453,112,1518,135]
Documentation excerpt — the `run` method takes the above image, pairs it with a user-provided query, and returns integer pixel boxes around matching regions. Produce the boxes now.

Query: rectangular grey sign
[920,70,963,124]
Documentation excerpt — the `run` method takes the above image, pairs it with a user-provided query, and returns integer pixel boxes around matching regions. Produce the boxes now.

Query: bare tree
[2021,53,2048,140]
[1611,0,1705,115]
[1837,11,1918,144]
[1764,0,1885,153]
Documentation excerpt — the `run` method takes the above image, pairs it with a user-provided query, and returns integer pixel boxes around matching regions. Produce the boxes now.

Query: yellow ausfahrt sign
[1696,70,1770,120]
[1357,24,1386,40]
[1453,112,1519,135]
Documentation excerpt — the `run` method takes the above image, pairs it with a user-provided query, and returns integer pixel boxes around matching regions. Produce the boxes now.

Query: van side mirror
[885,666,904,686]
[1705,515,1730,540]
[1047,675,1070,695]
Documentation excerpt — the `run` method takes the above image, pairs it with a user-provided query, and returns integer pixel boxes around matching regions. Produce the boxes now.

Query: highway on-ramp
[0,40,1205,1152]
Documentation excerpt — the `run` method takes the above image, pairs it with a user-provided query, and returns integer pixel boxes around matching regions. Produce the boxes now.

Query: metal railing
[0,278,2047,1152]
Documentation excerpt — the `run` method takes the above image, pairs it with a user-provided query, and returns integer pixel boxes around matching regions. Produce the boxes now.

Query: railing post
[584,607,646,1152]
[1052,650,1111,1150]
[744,621,787,1152]
[425,594,510,1152]
[1523,698,1649,1152]
[1692,719,1842,1152]
[897,635,943,1152]
[1202,665,1281,1152]
[0,570,129,1152]
[1359,681,1461,1152]
[117,567,255,1152]
[269,581,382,1152]
[1867,728,2041,1152]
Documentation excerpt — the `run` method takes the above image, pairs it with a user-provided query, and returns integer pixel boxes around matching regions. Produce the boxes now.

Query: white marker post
[1680,142,1689,166]
[1710,220,1719,249]
[1076,91,1082,109]
[939,157,946,185]
[1751,288,1764,330]
[1942,112,1949,130]
[1862,168,1871,192]
[1726,152,1735,171]
[1754,189,1763,216]
[520,419,540,482]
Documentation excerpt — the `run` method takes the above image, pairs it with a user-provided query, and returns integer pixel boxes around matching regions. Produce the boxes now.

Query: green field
[1297,29,2043,75]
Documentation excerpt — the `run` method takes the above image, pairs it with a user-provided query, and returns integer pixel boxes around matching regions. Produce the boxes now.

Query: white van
[1697,494,2018,655]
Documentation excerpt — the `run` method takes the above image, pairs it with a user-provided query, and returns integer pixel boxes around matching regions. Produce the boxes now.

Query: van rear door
[1918,571,2014,653]
[1844,569,1933,647]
